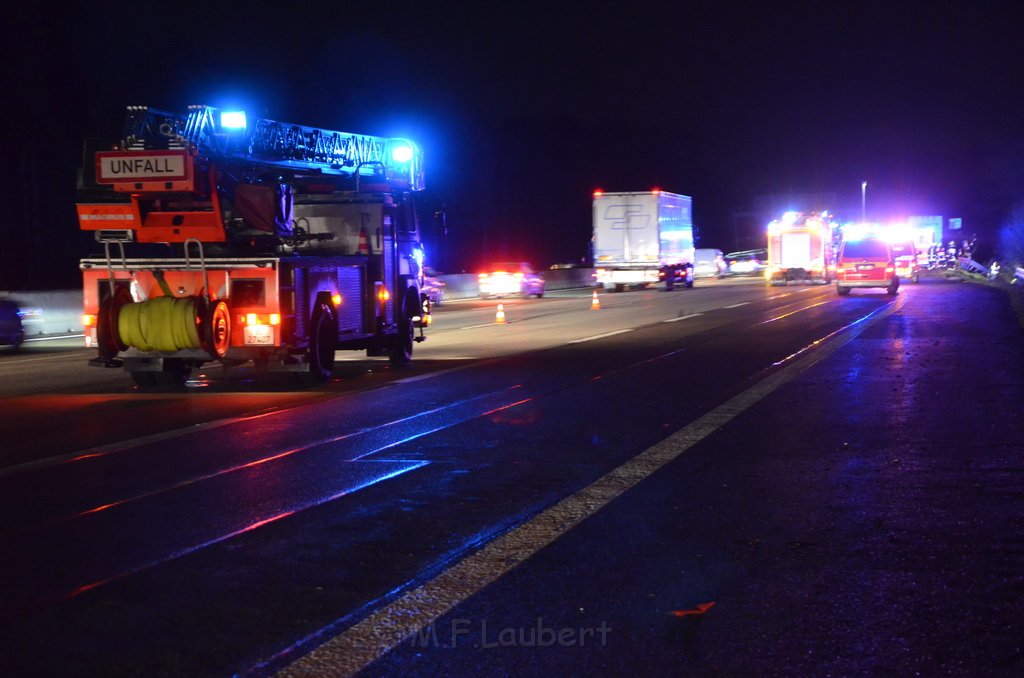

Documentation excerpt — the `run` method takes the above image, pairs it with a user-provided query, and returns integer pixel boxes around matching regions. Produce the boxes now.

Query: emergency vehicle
[76,105,435,387]
[765,211,838,285]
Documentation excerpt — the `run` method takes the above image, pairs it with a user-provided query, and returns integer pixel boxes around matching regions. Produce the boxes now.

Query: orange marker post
[495,303,506,323]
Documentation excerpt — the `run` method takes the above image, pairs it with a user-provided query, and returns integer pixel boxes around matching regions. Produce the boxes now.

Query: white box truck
[592,190,695,291]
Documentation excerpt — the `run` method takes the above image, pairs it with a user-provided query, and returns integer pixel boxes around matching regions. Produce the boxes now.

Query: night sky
[2,1,1022,288]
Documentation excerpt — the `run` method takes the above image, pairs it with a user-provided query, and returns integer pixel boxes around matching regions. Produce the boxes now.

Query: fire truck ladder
[119,105,424,190]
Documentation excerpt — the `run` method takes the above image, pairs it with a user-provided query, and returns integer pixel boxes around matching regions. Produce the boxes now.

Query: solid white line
[460,322,504,330]
[272,294,904,678]
[25,333,85,342]
[1,352,87,365]
[662,313,704,323]
[722,302,750,309]
[567,328,633,344]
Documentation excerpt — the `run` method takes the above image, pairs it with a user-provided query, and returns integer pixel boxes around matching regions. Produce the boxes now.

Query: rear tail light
[82,313,97,327]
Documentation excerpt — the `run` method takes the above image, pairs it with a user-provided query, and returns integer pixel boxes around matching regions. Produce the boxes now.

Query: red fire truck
[765,211,839,285]
[76,105,436,387]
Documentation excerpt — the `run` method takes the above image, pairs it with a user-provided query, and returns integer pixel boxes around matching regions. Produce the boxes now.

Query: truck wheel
[306,302,336,383]
[886,279,900,296]
[837,285,851,296]
[389,291,416,367]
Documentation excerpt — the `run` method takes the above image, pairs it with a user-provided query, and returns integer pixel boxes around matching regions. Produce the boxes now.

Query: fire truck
[765,211,838,285]
[76,105,435,387]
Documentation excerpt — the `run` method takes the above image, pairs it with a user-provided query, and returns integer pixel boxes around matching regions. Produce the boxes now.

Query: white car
[478,262,545,298]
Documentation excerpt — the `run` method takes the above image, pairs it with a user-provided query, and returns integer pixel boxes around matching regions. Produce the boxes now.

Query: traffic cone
[357,228,369,255]
[591,290,600,310]
[495,303,506,324]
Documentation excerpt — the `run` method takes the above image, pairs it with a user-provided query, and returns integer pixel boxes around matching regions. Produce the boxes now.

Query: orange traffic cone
[357,228,369,255]
[591,290,601,310]
[495,303,506,324]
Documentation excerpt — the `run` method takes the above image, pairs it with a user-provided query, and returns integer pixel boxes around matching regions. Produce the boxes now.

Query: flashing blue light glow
[782,211,800,225]
[391,144,414,163]
[221,111,247,130]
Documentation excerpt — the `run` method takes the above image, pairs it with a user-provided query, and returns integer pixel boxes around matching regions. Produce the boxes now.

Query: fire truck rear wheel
[305,302,336,383]
[389,290,417,367]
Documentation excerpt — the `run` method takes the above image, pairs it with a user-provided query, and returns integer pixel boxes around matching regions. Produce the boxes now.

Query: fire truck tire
[886,279,900,296]
[305,302,336,383]
[837,285,851,296]
[389,290,417,367]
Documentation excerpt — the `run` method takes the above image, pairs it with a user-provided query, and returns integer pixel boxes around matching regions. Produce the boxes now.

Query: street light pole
[861,181,867,222]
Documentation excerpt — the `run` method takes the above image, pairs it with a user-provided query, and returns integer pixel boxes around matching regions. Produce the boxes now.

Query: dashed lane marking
[567,329,634,344]
[663,313,704,323]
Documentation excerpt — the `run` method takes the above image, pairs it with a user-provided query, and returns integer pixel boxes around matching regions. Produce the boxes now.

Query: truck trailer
[592,190,695,291]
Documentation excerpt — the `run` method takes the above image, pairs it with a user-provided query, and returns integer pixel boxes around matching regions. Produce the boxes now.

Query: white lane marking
[663,313,704,323]
[460,322,507,329]
[25,334,85,342]
[757,300,831,325]
[767,293,791,299]
[272,294,905,678]
[722,302,750,309]
[2,351,89,365]
[567,328,633,344]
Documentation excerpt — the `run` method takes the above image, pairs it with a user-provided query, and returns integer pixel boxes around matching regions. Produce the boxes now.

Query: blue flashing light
[391,144,414,163]
[221,111,247,130]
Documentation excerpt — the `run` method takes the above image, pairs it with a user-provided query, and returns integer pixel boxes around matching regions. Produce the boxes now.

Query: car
[693,248,727,278]
[725,249,767,276]
[478,261,545,298]
[0,298,26,350]
[889,241,920,283]
[421,267,447,306]
[835,236,899,296]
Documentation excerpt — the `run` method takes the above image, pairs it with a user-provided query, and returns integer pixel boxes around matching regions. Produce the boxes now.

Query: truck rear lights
[82,314,97,327]
[239,313,280,326]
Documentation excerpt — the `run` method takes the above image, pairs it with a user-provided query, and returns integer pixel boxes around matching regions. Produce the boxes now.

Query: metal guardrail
[960,258,989,275]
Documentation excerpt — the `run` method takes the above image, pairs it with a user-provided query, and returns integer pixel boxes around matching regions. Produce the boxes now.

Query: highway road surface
[1,273,1022,676]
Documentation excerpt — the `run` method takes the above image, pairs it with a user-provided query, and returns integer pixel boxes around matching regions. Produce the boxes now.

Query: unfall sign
[96,150,190,183]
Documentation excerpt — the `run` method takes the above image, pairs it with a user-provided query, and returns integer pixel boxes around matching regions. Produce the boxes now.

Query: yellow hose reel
[99,288,231,360]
